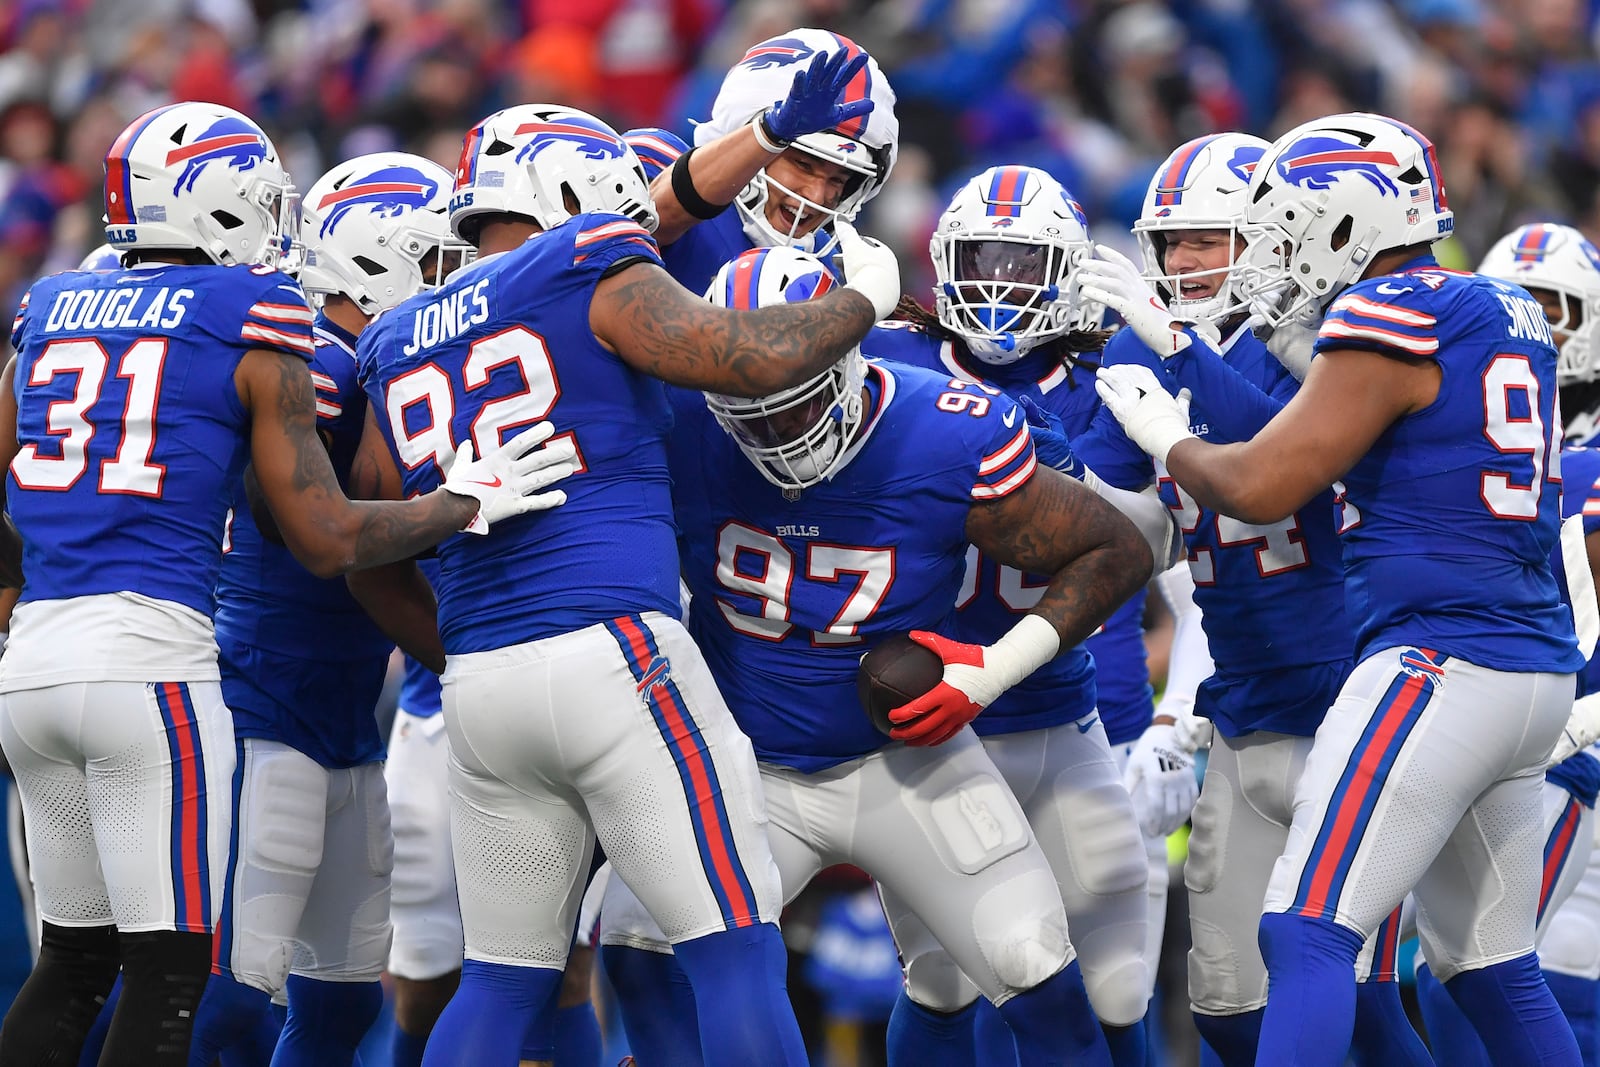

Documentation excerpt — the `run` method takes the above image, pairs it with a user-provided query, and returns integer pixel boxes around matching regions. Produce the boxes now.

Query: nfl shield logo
[783,488,803,502]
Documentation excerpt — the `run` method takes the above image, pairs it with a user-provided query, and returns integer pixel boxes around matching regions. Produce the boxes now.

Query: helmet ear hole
[211,210,244,231]
[1330,215,1354,252]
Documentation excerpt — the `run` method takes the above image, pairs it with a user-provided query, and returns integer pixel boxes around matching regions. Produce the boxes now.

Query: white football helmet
[704,246,865,490]
[1134,132,1271,323]
[301,153,465,315]
[697,29,898,255]
[450,104,656,242]
[77,244,121,271]
[1235,112,1453,327]
[930,165,1100,365]
[1479,223,1600,386]
[103,101,301,269]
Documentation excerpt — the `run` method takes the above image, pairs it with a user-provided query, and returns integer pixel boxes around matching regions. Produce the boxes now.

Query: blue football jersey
[1315,258,1583,673]
[862,323,1151,742]
[1122,324,1358,738]
[358,212,679,655]
[216,312,393,766]
[670,361,1039,771]
[397,558,444,719]
[8,263,312,617]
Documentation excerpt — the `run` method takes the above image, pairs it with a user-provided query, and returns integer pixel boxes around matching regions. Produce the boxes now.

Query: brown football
[857,633,945,737]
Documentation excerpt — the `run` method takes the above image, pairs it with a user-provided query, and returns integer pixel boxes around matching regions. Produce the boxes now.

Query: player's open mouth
[777,204,809,231]
[1179,282,1212,298]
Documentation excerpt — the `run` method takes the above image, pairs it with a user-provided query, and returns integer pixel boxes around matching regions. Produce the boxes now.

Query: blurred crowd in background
[5,0,1600,335]
[1,0,1598,1062]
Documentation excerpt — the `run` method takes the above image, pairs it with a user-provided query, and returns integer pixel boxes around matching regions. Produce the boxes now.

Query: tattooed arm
[0,357,24,589]
[344,406,447,672]
[589,261,875,395]
[235,349,476,578]
[965,465,1153,649]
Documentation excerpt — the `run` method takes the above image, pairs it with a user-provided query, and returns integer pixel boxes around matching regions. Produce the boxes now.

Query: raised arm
[649,48,871,245]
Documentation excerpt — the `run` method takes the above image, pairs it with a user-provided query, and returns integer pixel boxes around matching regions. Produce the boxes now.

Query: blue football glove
[1013,395,1082,477]
[762,49,873,145]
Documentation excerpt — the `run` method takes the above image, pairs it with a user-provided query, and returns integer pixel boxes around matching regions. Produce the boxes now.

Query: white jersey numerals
[1162,477,1309,583]
[384,326,566,477]
[12,337,167,496]
[1481,353,1556,521]
[713,522,895,646]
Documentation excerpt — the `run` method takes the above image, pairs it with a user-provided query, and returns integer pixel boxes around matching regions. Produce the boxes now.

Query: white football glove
[835,219,902,320]
[1077,244,1220,357]
[442,421,579,534]
[1123,720,1199,838]
[1093,364,1196,466]
[1247,280,1320,381]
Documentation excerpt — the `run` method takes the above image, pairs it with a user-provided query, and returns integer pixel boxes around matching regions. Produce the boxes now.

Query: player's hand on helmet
[1248,287,1320,382]
[761,48,873,146]
[1078,245,1219,358]
[835,219,901,320]
[1122,720,1199,838]
[443,421,579,535]
[1093,364,1195,466]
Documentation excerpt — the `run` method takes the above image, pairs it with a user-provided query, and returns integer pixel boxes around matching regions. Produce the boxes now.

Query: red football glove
[887,630,988,747]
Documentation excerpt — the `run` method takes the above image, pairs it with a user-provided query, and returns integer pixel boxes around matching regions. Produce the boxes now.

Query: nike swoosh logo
[465,475,502,488]
[1003,409,1017,428]
[1075,715,1099,734]
[1375,283,1411,295]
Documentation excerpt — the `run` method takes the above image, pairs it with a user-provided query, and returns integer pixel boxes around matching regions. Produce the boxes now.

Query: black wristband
[670,147,728,221]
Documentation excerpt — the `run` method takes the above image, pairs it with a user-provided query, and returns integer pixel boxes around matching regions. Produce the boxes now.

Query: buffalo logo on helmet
[1225,145,1264,184]
[739,37,816,70]
[1063,196,1089,228]
[165,117,267,195]
[1275,134,1400,197]
[1583,237,1600,275]
[315,166,440,238]
[513,117,627,164]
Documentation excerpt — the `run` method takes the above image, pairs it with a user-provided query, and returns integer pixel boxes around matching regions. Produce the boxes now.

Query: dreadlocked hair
[887,294,1114,385]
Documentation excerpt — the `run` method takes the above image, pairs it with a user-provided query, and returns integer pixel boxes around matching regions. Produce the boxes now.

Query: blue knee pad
[1445,953,1582,1066]
[422,960,562,1066]
[271,976,383,1066]
[189,974,281,1067]
[1255,911,1365,1067]
[996,961,1111,1067]
[886,993,981,1067]
[600,945,701,1065]
[1545,970,1600,1067]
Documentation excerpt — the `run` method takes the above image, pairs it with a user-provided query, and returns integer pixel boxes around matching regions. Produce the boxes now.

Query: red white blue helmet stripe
[1513,223,1559,263]
[825,32,871,140]
[103,103,182,225]
[1153,134,1222,207]
[1375,115,1448,213]
[984,166,1031,218]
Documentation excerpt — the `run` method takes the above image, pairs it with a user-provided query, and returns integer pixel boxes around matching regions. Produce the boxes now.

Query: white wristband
[750,112,791,155]
[986,613,1062,693]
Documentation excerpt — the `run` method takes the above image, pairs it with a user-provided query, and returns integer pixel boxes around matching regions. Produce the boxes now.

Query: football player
[0,101,571,1065]
[858,165,1162,1067]
[189,152,469,1067]
[626,26,898,296]
[1072,135,1435,1065]
[1092,112,1586,1066]
[1409,222,1600,1066]
[598,244,1156,1067]
[354,103,898,1066]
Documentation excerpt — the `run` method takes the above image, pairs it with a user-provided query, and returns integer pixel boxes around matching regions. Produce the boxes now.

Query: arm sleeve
[1152,562,1213,721]
[1162,335,1287,440]
[240,278,315,361]
[1315,284,1440,362]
